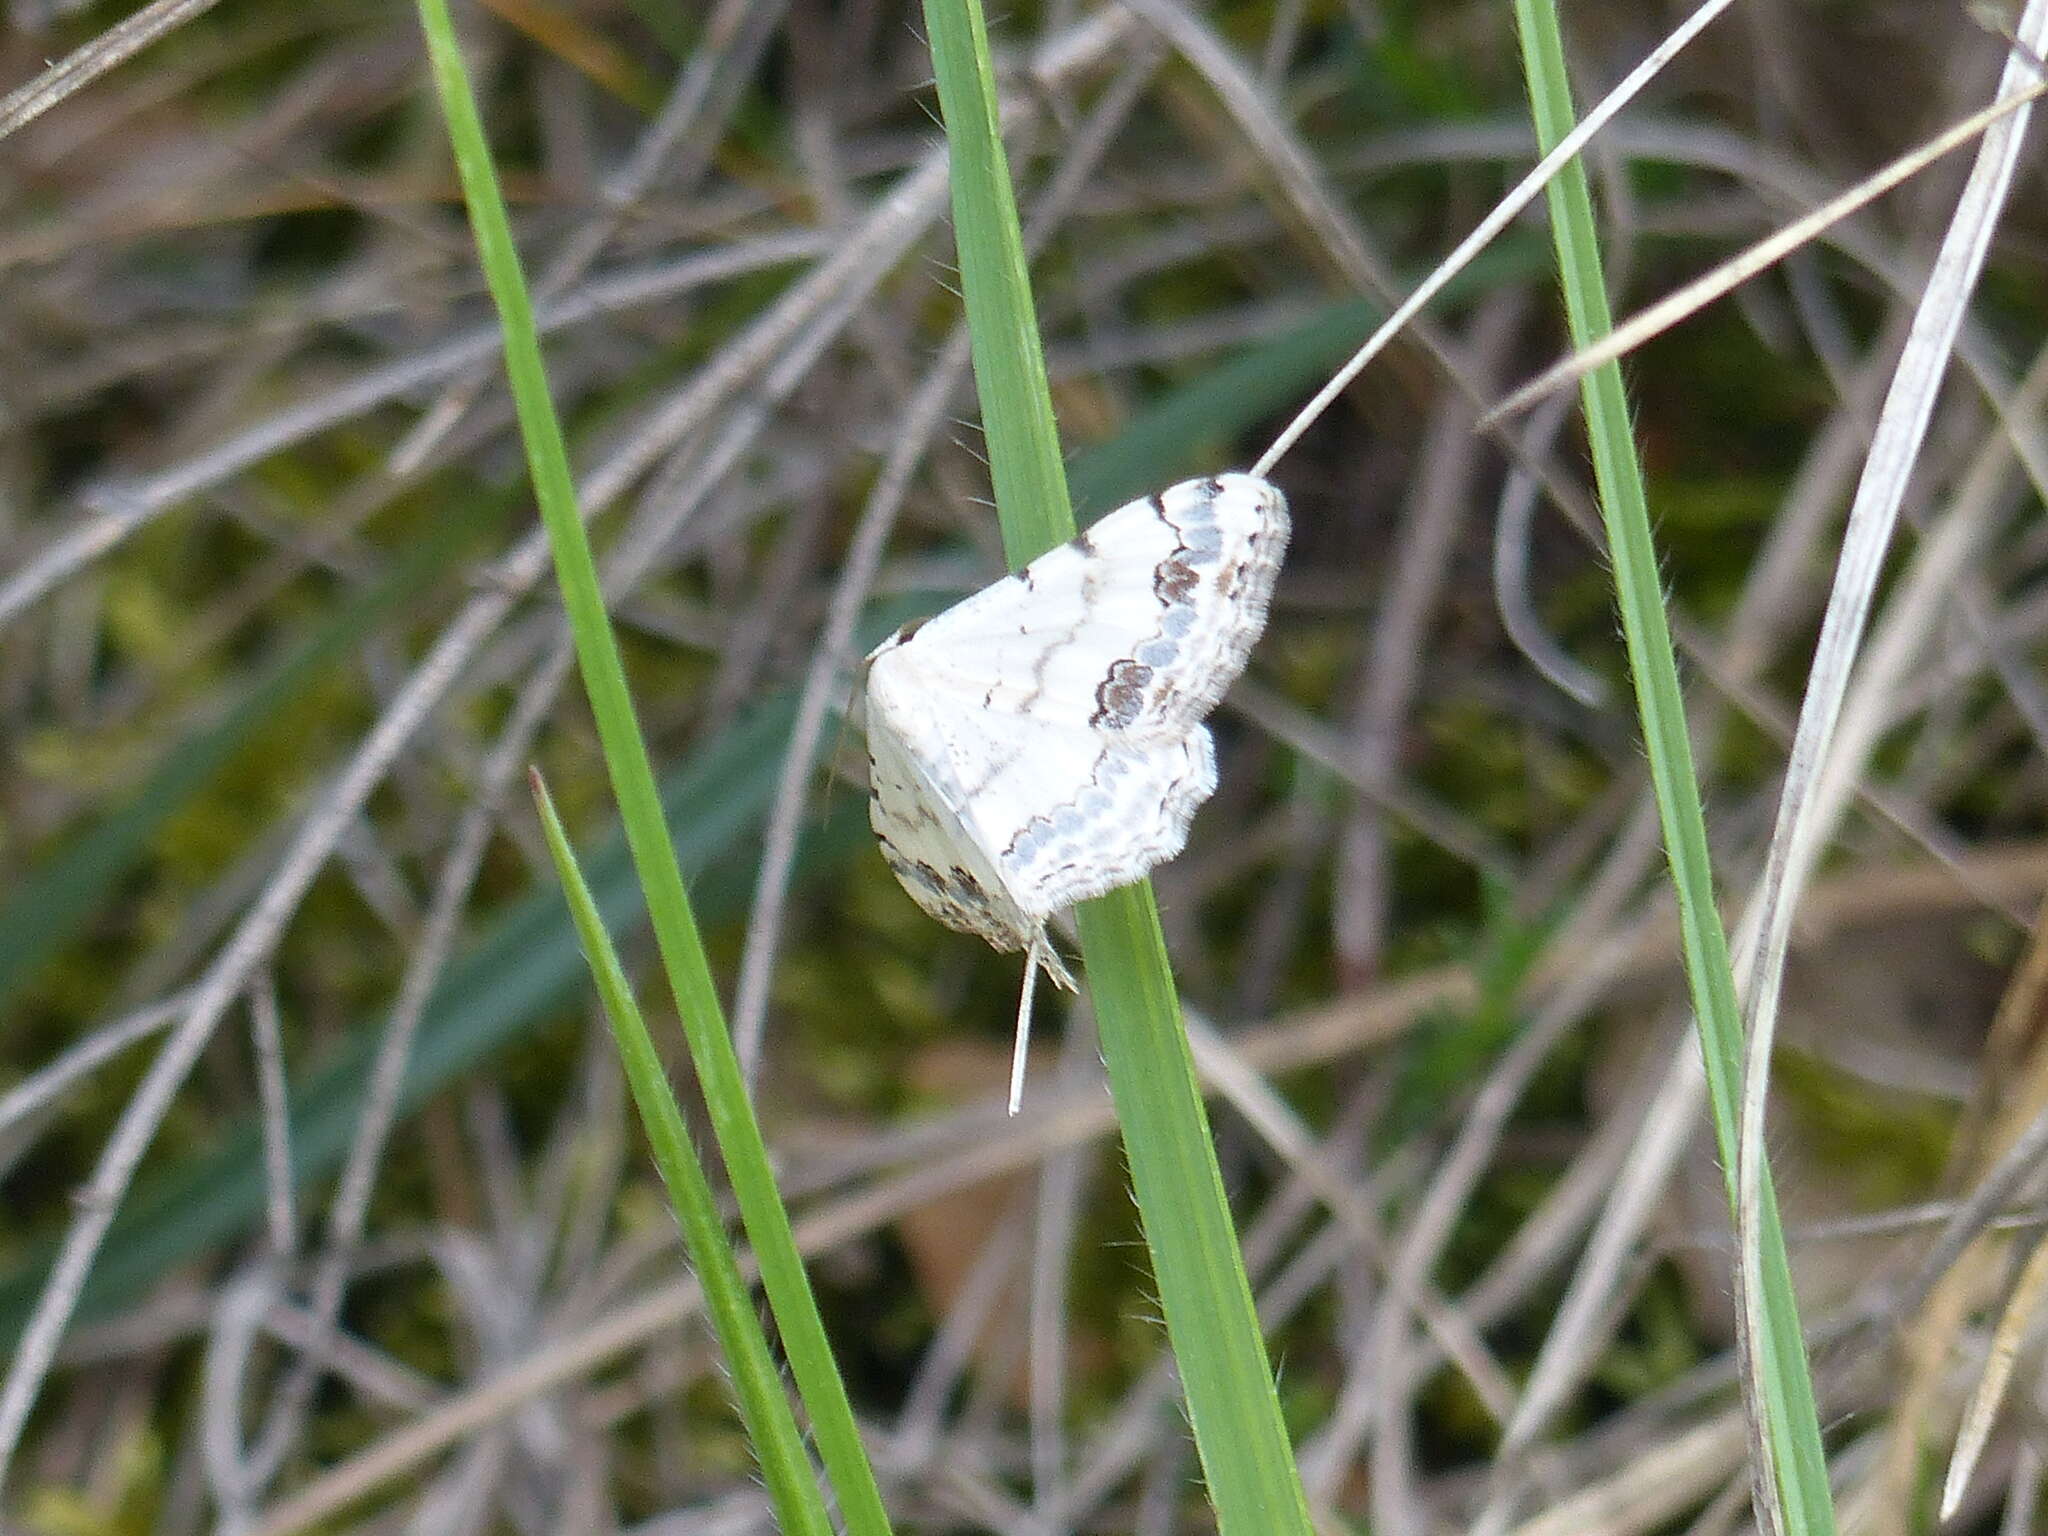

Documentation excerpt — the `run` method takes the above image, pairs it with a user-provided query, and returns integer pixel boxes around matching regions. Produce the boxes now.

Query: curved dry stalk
[1493,390,1609,710]
[1732,13,2048,1511]
[1478,200,2048,1511]
[1488,71,2048,424]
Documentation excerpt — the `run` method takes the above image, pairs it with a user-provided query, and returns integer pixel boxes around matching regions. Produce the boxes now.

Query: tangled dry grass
[3,0,2048,1531]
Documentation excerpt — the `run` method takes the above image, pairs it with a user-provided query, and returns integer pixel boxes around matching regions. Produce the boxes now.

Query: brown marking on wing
[1090,658,1155,729]
[1153,555,1199,604]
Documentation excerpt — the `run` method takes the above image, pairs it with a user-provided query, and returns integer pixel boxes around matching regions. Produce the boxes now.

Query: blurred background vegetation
[1,0,2045,1530]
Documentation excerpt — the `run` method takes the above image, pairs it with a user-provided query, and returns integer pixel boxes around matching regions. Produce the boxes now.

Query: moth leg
[1036,930,1078,992]
[1008,944,1040,1116]
[1009,927,1079,1114]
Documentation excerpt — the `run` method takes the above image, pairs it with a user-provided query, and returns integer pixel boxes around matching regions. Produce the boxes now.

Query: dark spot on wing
[1090,658,1154,728]
[1069,528,1096,556]
[1153,556,1199,604]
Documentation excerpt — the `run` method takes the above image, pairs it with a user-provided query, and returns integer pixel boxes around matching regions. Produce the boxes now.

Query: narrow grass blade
[919,1,1313,1529]
[1510,3,1834,1532]
[0,697,866,1342]
[532,770,833,1536]
[411,4,893,1529]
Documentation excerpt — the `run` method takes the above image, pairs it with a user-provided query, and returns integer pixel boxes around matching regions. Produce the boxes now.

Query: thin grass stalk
[917,0,1314,1529]
[1508,3,1834,1532]
[531,773,833,1536]
[411,4,893,1530]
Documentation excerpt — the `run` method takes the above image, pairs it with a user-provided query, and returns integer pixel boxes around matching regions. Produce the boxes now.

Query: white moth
[864,473,1289,1111]
[854,27,1680,1112]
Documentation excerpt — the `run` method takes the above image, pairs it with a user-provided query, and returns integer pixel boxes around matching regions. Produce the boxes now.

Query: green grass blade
[411,6,893,1529]
[0,601,913,1342]
[532,772,833,1536]
[1073,889,1316,1525]
[921,0,1066,565]
[919,2,1313,1529]
[0,696,868,1342]
[1510,4,1835,1531]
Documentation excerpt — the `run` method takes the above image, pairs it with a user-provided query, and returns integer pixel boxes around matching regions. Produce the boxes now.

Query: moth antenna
[1009,941,1043,1115]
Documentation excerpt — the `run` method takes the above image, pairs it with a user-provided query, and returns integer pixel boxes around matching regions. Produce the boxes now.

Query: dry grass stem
[3,1,2045,1527]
